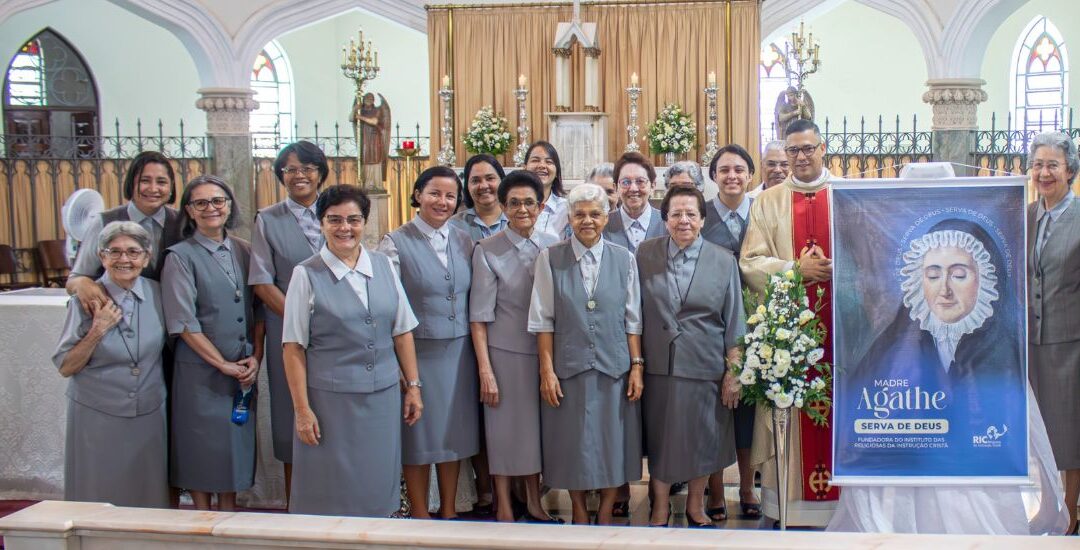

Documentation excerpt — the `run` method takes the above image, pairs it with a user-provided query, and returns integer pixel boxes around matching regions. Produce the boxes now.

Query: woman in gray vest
[283,185,423,517]
[161,176,260,511]
[249,141,327,496]
[67,151,181,311]
[637,186,745,528]
[452,154,508,241]
[471,171,561,523]
[1025,132,1080,534]
[528,182,644,525]
[53,221,169,508]
[379,166,479,519]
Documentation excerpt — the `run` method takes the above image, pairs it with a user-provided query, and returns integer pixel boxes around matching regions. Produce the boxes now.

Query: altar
[546,112,608,180]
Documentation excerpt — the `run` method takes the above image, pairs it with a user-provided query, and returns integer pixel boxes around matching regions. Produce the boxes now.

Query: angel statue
[774,86,815,139]
[350,92,391,187]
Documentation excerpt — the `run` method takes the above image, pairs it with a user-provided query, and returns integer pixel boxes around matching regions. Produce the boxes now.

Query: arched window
[759,41,789,146]
[250,40,294,156]
[3,29,99,157]
[1010,16,1069,133]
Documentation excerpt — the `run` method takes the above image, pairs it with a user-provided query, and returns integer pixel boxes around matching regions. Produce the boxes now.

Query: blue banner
[831,177,1029,484]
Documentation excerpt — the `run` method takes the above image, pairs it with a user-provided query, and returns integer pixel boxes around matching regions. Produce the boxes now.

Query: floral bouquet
[731,267,832,426]
[646,103,696,154]
[463,106,512,155]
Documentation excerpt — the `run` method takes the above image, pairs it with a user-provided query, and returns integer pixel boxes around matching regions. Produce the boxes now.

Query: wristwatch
[406,379,423,389]
[630,357,646,366]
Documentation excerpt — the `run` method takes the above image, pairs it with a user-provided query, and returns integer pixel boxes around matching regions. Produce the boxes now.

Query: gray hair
[763,140,787,155]
[587,162,614,183]
[1028,131,1079,181]
[665,161,704,190]
[98,221,153,255]
[566,183,610,213]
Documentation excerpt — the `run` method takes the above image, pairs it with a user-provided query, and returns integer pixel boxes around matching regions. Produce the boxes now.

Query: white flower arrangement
[646,103,696,154]
[463,106,512,155]
[731,266,833,426]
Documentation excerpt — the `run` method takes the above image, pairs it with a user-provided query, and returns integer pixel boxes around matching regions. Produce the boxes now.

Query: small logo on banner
[972,424,1008,447]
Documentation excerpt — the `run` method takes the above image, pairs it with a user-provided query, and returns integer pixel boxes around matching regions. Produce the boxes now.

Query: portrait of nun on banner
[827,176,1067,535]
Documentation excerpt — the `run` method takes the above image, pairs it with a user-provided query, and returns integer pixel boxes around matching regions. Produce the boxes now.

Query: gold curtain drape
[427,0,760,168]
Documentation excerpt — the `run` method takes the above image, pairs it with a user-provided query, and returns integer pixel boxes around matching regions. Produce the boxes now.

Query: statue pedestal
[546,112,608,180]
[364,192,391,248]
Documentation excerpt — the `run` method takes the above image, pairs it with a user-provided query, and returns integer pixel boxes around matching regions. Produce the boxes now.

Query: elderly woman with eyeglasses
[1026,131,1080,534]
[529,182,644,525]
[161,176,262,511]
[53,221,169,508]
[283,184,423,517]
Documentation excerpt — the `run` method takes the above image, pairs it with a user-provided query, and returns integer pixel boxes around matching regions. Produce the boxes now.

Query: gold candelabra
[784,21,820,92]
[341,29,381,190]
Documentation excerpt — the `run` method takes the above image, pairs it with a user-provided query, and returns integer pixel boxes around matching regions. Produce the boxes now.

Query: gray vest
[549,240,631,379]
[256,201,318,293]
[387,221,471,340]
[301,251,400,393]
[1027,201,1080,345]
[637,237,737,381]
[100,205,182,280]
[166,237,254,364]
[603,208,667,252]
[65,278,167,417]
[700,198,751,258]
[475,230,556,354]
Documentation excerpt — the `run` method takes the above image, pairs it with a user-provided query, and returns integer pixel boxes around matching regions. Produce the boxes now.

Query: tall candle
[631,72,639,86]
[518,74,527,88]
[442,75,451,88]
[708,71,716,86]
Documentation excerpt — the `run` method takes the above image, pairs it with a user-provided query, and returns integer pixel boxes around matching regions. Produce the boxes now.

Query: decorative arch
[1010,16,1069,132]
[759,41,790,144]
[250,40,295,156]
[3,28,99,156]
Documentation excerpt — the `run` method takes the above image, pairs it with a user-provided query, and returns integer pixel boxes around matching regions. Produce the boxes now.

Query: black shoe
[685,514,716,529]
[739,498,762,519]
[520,512,564,524]
[705,505,727,522]
[611,499,630,518]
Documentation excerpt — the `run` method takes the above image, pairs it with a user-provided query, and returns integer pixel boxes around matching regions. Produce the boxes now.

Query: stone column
[922,79,987,176]
[195,88,258,240]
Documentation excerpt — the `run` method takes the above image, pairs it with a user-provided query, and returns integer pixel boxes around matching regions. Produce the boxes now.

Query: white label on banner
[854,419,949,434]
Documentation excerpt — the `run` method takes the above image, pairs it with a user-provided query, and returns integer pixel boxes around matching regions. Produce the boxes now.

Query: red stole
[791,189,839,501]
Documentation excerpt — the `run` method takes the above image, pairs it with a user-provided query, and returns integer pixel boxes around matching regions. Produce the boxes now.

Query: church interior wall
[775,1,933,131]
[0,0,207,136]
[978,0,1080,128]
[274,10,430,142]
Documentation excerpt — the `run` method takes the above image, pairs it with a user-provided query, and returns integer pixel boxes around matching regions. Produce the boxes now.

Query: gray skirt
[65,398,169,508]
[290,385,401,517]
[403,336,480,465]
[485,347,542,476]
[170,357,256,493]
[1029,341,1080,469]
[541,369,643,490]
[642,373,735,483]
[264,310,294,463]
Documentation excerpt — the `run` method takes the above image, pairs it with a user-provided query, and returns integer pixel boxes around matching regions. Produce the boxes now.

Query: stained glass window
[251,41,294,156]
[759,41,789,146]
[6,39,46,106]
[1011,16,1069,133]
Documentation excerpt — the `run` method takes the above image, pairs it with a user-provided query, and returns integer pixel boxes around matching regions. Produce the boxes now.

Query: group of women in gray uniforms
[53,140,748,528]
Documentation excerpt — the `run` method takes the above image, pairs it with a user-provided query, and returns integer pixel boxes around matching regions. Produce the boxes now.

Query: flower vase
[772,406,793,530]
[664,152,676,167]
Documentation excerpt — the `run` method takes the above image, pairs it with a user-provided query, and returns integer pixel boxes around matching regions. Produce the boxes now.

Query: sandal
[705,504,727,522]
[611,499,631,518]
[739,499,762,519]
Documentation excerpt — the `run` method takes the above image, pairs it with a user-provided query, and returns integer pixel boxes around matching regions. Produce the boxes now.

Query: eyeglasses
[667,211,700,221]
[188,197,231,211]
[1030,161,1062,172]
[784,144,821,158]
[506,198,539,210]
[281,166,320,176]
[102,247,147,260]
[324,215,365,227]
[618,177,651,188]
